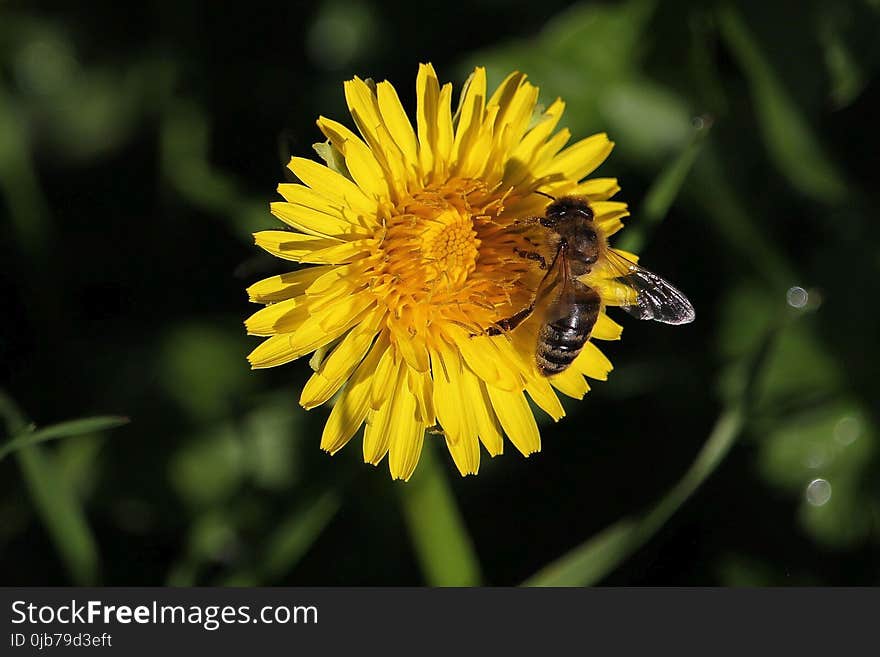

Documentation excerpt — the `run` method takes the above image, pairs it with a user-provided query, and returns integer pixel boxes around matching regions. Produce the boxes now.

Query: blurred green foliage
[2,0,880,586]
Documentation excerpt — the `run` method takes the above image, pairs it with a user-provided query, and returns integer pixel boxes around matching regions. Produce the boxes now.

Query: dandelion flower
[246,64,629,480]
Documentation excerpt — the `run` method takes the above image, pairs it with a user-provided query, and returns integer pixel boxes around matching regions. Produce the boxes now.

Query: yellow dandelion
[245,64,632,480]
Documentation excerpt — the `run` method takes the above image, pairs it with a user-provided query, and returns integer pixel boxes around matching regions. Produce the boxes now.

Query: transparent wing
[601,249,695,325]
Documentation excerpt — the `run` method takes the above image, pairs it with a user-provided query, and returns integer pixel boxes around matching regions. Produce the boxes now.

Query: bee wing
[601,249,695,325]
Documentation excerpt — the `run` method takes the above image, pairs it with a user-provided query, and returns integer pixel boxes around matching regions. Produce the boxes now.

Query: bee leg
[513,247,547,269]
[510,217,542,228]
[487,303,536,335]
[504,216,543,233]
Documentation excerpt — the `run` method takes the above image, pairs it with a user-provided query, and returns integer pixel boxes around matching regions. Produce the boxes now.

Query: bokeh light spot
[834,416,861,445]
[786,286,808,309]
[805,478,832,507]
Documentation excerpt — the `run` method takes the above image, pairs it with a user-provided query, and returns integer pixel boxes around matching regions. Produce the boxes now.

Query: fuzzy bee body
[536,279,600,375]
[491,195,695,376]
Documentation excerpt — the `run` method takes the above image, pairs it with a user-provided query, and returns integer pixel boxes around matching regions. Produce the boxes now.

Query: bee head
[544,196,594,222]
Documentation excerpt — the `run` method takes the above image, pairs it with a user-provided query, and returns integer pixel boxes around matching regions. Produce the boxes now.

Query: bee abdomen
[536,283,600,376]
[536,324,588,375]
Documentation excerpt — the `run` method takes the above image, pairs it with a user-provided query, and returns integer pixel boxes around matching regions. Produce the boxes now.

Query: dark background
[1,0,879,586]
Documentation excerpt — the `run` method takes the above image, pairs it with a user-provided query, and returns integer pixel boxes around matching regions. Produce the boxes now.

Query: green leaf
[399,442,483,586]
[717,4,848,202]
[254,490,340,583]
[312,140,351,179]
[688,148,798,289]
[0,416,129,462]
[16,447,101,585]
[600,79,693,164]
[617,116,712,253]
[0,392,104,585]
[466,0,662,152]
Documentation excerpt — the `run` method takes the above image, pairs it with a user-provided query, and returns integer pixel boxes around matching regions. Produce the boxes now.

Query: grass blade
[524,317,781,586]
[0,416,129,462]
[217,489,341,586]
[524,408,743,586]
[717,4,848,203]
[16,447,101,585]
[0,392,105,585]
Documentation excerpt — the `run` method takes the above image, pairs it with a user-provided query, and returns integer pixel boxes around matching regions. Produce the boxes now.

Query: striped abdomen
[536,282,600,376]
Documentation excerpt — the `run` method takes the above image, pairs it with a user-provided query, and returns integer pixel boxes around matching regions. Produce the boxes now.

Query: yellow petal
[549,366,591,399]
[300,317,386,409]
[416,63,440,175]
[407,367,436,426]
[530,128,571,170]
[387,378,426,481]
[317,116,390,202]
[540,132,614,181]
[592,201,629,237]
[286,156,376,216]
[455,331,522,392]
[343,78,409,191]
[473,381,504,456]
[255,231,370,265]
[487,386,541,457]
[435,82,454,171]
[320,335,388,454]
[462,103,499,180]
[445,427,480,476]
[246,266,331,303]
[452,67,487,167]
[509,98,565,166]
[592,312,623,340]
[370,342,398,410]
[245,296,310,336]
[463,367,504,457]
[430,339,475,447]
[289,292,376,355]
[363,358,402,465]
[491,79,538,159]
[270,201,354,238]
[594,278,638,307]
[525,376,565,421]
[569,177,620,201]
[254,231,342,262]
[571,341,613,381]
[376,81,419,173]
[393,329,430,373]
[248,334,301,369]
[298,240,372,265]
[277,182,359,220]
[487,71,527,114]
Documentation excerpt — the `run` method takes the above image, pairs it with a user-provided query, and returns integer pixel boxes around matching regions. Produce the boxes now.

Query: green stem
[399,440,483,586]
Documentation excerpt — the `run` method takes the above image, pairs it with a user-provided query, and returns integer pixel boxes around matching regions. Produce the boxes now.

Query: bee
[489,195,695,376]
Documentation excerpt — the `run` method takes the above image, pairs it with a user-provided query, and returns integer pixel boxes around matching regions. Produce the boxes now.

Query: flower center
[395,207,480,288]
[364,179,541,337]
[422,214,480,285]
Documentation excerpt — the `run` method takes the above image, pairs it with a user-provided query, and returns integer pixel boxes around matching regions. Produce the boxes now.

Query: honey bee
[489,195,695,375]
